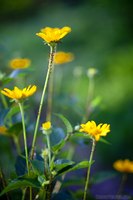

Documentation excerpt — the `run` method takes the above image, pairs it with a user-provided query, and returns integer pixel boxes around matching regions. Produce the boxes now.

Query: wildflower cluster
[0,25,131,200]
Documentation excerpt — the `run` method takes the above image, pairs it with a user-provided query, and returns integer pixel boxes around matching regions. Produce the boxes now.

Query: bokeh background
[0,0,133,198]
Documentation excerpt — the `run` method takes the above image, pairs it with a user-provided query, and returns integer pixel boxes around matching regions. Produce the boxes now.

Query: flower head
[36,26,71,45]
[9,58,31,69]
[1,85,37,101]
[54,51,74,65]
[79,120,110,141]
[113,159,133,173]
[42,121,51,131]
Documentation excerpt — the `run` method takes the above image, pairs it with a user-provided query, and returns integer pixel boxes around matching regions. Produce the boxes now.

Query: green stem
[21,188,26,200]
[31,45,56,159]
[83,139,96,200]
[18,102,29,175]
[46,67,54,122]
[46,134,51,166]
[29,187,32,200]
[116,173,127,200]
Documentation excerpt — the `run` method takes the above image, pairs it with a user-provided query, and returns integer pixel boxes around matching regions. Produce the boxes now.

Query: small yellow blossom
[0,126,8,135]
[54,51,74,65]
[113,159,133,173]
[42,121,51,131]
[36,26,71,44]
[9,58,31,69]
[80,120,110,141]
[1,85,37,101]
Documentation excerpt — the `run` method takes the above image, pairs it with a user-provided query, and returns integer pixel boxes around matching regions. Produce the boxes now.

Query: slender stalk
[116,173,127,200]
[46,68,54,122]
[31,45,56,159]
[46,134,51,165]
[21,188,26,200]
[29,187,32,200]
[18,102,29,175]
[45,175,52,200]
[83,139,96,200]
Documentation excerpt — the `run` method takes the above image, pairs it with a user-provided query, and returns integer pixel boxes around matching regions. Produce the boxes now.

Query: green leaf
[2,77,13,85]
[99,137,111,145]
[54,159,75,172]
[31,160,44,175]
[72,132,91,139]
[56,160,91,176]
[38,175,49,186]
[0,176,40,196]
[54,113,73,134]
[52,139,66,153]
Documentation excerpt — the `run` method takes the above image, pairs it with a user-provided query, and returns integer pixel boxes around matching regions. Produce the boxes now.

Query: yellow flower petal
[113,159,133,173]
[80,120,110,141]
[9,58,31,69]
[36,26,71,44]
[54,51,74,65]
[1,85,37,101]
[42,121,51,130]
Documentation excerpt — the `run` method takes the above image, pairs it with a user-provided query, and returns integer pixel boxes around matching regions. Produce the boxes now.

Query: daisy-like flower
[1,85,37,101]
[36,26,71,45]
[42,121,51,131]
[9,58,31,69]
[113,159,133,173]
[80,120,110,141]
[54,51,74,65]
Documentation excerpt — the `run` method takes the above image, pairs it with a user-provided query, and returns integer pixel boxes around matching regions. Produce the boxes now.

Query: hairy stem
[83,139,96,200]
[31,45,56,159]
[18,102,29,175]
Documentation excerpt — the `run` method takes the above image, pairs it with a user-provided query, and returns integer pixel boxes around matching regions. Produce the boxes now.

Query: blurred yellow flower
[0,126,8,135]
[113,159,133,173]
[54,51,74,65]
[1,85,37,101]
[36,26,71,44]
[80,120,110,141]
[9,58,31,69]
[42,121,51,131]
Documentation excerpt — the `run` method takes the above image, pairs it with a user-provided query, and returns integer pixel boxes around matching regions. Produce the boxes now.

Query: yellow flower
[42,121,51,131]
[36,26,71,44]
[1,85,37,101]
[79,120,110,141]
[113,159,133,173]
[0,126,8,135]
[9,58,31,69]
[54,51,74,65]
